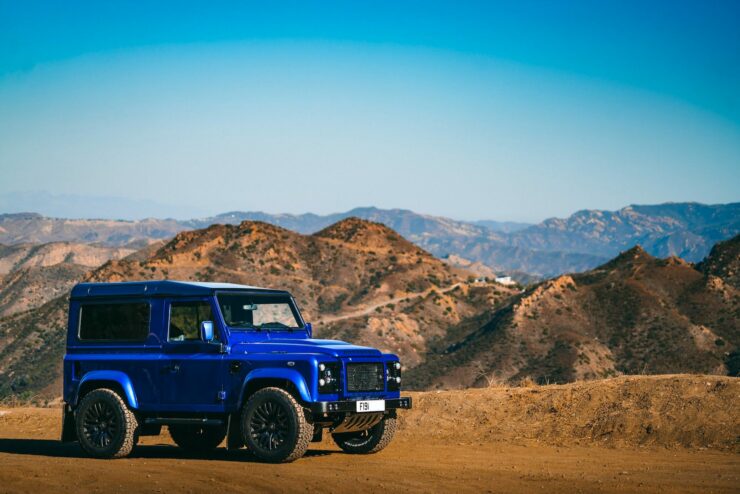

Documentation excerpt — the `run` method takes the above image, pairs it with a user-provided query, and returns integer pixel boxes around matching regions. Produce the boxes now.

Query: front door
[160,298,224,412]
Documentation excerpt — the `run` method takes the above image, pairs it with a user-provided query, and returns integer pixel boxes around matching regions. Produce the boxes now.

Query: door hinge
[217,390,227,401]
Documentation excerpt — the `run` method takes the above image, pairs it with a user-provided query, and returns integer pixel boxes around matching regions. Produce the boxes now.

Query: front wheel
[332,416,397,454]
[241,387,313,463]
[75,388,139,459]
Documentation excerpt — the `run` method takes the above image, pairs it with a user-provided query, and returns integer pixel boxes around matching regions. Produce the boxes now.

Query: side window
[169,301,216,342]
[79,303,150,341]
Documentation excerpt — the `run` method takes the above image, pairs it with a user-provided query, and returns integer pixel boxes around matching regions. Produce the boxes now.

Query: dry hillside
[0,242,135,317]
[1,223,737,401]
[697,233,740,288]
[0,242,134,274]
[0,218,517,399]
[0,213,181,246]
[409,237,740,389]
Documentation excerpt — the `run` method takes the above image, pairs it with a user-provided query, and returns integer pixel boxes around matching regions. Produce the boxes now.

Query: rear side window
[78,303,150,341]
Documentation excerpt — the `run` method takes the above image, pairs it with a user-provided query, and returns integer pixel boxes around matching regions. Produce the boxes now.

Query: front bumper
[309,397,412,414]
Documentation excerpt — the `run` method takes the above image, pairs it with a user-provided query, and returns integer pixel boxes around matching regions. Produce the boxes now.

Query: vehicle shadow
[0,439,334,462]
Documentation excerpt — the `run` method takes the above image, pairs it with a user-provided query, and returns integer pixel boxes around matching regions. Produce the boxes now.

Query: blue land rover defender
[61,281,411,462]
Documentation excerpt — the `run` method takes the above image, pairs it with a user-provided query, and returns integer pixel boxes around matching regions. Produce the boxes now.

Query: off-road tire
[241,387,312,463]
[332,416,397,454]
[169,425,227,452]
[75,388,138,459]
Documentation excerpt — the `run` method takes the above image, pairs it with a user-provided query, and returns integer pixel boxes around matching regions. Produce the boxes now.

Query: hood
[230,337,383,358]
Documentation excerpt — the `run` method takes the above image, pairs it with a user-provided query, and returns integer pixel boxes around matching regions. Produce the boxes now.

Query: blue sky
[0,1,738,221]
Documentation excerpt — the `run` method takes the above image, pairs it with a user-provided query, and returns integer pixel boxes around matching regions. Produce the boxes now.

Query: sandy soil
[1,376,738,493]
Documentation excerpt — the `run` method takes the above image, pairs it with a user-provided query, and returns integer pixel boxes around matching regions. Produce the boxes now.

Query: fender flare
[76,370,139,409]
[239,368,312,406]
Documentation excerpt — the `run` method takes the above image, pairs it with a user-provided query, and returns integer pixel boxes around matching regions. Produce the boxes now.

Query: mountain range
[0,218,519,398]
[1,201,738,279]
[0,216,737,400]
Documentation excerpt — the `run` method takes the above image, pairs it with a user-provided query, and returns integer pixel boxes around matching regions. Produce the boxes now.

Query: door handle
[166,363,180,373]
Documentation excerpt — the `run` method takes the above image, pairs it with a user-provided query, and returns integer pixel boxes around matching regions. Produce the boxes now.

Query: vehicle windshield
[216,292,303,330]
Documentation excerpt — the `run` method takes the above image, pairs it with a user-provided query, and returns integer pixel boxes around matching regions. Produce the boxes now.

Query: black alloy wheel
[250,399,289,451]
[75,388,138,458]
[241,387,313,463]
[82,400,119,448]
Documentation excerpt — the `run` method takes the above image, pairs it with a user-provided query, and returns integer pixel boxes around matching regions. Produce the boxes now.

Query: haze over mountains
[1,201,737,279]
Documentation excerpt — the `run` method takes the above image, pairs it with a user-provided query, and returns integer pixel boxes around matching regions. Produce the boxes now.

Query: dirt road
[318,283,462,324]
[1,405,738,493]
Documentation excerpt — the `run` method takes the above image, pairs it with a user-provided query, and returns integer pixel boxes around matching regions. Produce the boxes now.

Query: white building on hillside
[494,275,516,286]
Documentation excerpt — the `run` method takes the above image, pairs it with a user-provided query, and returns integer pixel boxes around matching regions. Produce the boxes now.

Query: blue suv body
[62,281,411,462]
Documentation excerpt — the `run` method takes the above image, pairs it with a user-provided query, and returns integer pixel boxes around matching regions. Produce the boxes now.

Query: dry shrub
[518,376,538,388]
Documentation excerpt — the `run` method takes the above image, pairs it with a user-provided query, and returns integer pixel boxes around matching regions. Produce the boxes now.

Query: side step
[144,417,225,426]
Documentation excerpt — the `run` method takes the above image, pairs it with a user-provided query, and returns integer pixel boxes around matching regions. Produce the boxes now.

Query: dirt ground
[1,375,738,493]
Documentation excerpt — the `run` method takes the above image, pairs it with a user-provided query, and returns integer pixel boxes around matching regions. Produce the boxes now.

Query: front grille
[346,363,384,392]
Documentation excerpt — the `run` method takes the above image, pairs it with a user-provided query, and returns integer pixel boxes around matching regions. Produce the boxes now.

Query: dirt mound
[400,375,739,451]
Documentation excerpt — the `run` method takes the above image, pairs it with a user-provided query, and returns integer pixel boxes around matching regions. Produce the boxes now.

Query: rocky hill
[408,237,740,389]
[0,218,518,399]
[0,242,135,317]
[697,234,740,289]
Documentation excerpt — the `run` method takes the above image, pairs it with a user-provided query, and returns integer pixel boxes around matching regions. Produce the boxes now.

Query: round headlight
[396,377,401,383]
[319,378,326,386]
[319,363,326,371]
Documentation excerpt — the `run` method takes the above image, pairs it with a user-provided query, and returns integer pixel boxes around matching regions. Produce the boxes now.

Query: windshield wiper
[257,322,294,331]
[229,321,261,330]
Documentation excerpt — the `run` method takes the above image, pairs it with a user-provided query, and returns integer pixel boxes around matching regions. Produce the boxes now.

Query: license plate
[356,400,385,413]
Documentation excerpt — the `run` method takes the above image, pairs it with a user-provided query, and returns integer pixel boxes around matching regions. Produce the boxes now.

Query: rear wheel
[169,425,226,452]
[241,387,312,463]
[332,416,396,454]
[75,388,138,459]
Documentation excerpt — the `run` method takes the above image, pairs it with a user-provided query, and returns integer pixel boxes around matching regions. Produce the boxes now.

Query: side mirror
[305,322,313,338]
[200,321,215,342]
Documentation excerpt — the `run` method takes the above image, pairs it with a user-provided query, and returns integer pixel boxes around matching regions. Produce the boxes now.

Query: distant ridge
[1,201,737,279]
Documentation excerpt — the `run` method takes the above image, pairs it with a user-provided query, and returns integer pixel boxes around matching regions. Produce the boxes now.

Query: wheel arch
[238,368,311,408]
[76,370,139,410]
